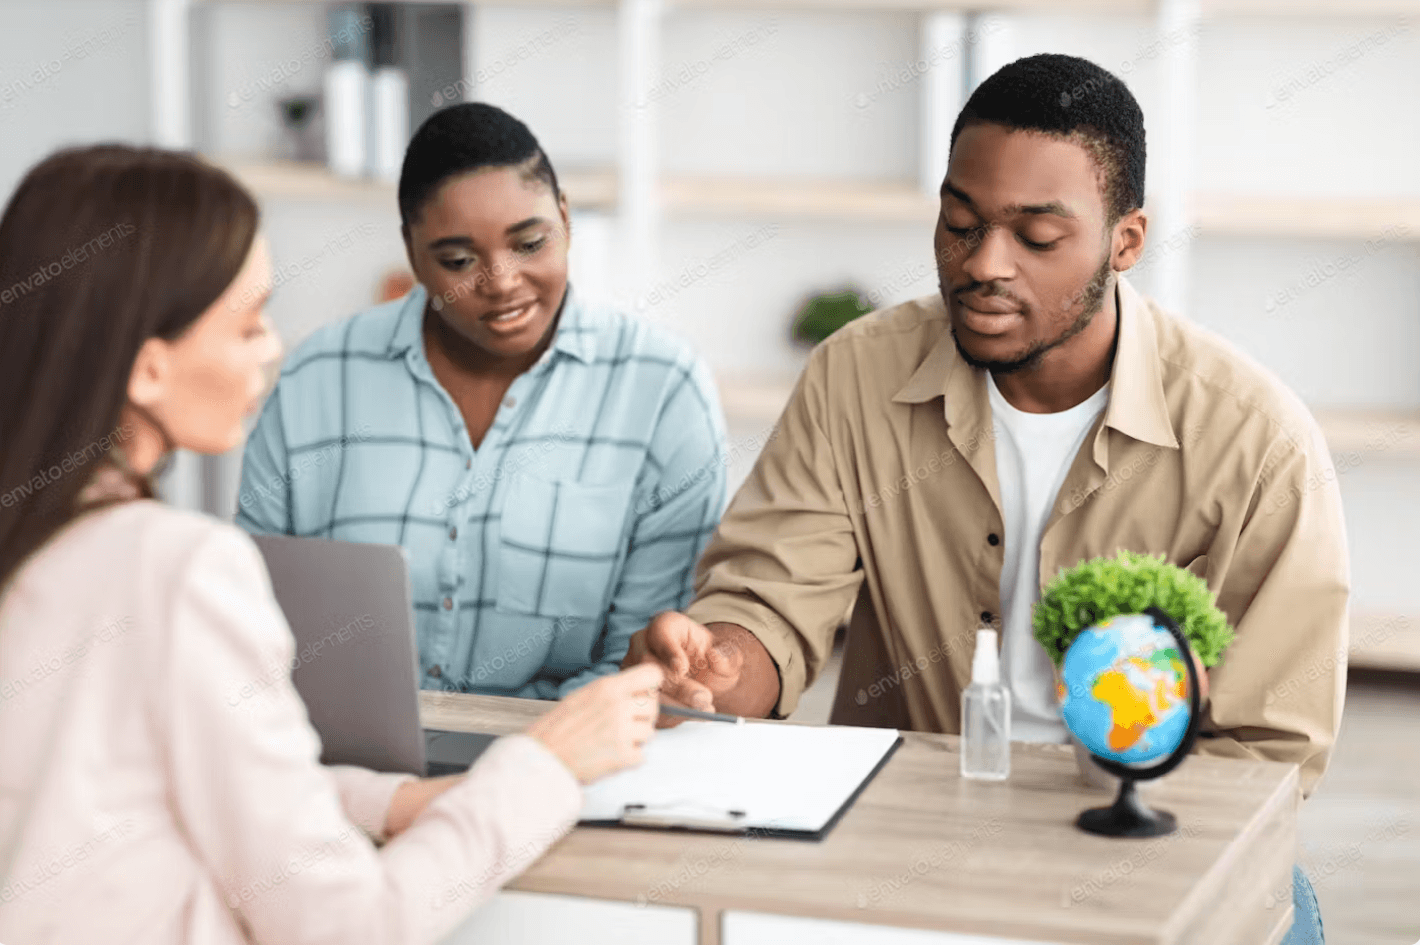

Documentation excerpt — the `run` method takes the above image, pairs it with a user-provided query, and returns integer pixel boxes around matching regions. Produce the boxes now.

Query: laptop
[251,533,496,777]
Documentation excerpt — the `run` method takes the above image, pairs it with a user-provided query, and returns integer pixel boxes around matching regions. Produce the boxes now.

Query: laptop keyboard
[423,729,499,777]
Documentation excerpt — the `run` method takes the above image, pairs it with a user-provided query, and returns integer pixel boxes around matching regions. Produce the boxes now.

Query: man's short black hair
[398,102,561,228]
[950,53,1145,223]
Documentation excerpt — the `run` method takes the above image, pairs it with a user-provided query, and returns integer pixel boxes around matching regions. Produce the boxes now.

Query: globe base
[1076,779,1178,838]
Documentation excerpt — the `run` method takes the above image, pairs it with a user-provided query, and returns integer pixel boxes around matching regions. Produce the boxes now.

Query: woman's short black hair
[950,53,1146,224]
[397,102,561,228]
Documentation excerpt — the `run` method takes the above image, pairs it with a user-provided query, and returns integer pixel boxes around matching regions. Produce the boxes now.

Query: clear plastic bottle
[960,628,1011,780]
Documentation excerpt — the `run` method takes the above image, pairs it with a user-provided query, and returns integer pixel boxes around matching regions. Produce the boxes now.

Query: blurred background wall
[2,3,1418,940]
[3,0,1417,666]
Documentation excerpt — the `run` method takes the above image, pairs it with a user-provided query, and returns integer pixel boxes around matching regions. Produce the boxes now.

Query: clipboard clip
[619,802,749,833]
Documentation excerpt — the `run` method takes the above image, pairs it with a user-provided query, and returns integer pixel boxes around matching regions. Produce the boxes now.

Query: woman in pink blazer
[0,145,662,944]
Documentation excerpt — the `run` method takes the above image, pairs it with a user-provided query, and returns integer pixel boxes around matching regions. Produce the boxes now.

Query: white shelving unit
[177,0,1420,671]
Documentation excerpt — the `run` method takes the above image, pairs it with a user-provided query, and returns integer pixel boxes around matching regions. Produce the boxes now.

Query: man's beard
[948,252,1114,376]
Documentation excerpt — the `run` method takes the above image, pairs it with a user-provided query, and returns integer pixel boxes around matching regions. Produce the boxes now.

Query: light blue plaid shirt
[236,285,727,699]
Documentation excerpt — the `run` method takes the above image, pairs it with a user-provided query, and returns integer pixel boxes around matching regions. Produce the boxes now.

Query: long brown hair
[0,145,259,590]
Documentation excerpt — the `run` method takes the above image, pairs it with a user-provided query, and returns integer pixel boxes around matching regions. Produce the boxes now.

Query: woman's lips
[481,301,538,335]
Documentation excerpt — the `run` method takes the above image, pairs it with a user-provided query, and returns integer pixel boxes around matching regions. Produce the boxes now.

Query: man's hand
[623,612,745,726]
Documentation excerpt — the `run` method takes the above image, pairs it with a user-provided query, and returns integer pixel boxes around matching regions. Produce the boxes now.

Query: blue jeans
[1280,864,1325,945]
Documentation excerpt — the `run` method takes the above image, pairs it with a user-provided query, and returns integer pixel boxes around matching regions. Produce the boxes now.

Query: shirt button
[449,526,458,540]
[504,396,517,408]
[465,459,472,470]
[442,597,453,611]
[987,533,1000,546]
[428,665,442,679]
[980,610,994,625]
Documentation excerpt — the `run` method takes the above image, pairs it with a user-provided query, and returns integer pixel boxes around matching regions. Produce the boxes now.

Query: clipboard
[577,721,904,841]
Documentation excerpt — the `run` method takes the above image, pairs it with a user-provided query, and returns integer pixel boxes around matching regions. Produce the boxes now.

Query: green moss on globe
[1032,550,1235,668]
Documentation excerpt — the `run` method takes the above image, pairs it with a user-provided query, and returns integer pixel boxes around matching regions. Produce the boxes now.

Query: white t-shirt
[986,373,1110,744]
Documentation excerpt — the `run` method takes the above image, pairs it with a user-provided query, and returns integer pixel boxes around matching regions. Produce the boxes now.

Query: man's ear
[1112,208,1148,272]
[127,337,169,409]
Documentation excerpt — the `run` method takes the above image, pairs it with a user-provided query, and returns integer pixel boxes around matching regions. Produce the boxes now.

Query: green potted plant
[790,287,872,346]
[1032,550,1235,789]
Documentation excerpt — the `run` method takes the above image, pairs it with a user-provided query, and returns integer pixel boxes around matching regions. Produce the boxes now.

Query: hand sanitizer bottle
[961,628,1011,780]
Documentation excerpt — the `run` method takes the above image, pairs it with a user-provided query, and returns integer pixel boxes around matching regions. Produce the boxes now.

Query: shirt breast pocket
[496,472,635,619]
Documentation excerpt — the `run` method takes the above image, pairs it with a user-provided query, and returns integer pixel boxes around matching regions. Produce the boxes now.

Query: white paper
[580,721,900,834]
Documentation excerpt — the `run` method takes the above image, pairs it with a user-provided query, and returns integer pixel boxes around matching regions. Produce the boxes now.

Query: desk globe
[1058,606,1202,837]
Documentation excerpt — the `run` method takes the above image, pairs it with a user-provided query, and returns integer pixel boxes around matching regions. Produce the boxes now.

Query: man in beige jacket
[626,53,1348,806]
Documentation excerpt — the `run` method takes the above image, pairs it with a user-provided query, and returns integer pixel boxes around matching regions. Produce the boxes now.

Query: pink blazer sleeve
[160,525,582,944]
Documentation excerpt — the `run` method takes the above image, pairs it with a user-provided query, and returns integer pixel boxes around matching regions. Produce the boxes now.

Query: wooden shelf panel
[217,158,617,211]
[1194,194,1420,242]
[719,376,1420,464]
[664,176,935,221]
[1312,409,1420,459]
[195,0,1418,12]
[1204,0,1420,16]
[1350,613,1420,672]
[224,160,1420,241]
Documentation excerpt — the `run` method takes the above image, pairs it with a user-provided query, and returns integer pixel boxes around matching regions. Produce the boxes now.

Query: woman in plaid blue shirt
[238,103,728,700]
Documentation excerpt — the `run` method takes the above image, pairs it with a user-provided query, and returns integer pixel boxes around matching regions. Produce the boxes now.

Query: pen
[658,703,746,725]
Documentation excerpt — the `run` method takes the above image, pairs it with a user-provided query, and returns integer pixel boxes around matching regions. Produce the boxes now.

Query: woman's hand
[526,663,664,784]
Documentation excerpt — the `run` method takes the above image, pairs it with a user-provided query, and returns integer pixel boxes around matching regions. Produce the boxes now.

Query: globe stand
[1076,777,1177,838]
[1073,606,1203,839]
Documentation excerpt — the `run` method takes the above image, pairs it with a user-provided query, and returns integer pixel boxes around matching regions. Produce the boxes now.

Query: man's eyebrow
[1005,200,1076,219]
[941,180,1076,220]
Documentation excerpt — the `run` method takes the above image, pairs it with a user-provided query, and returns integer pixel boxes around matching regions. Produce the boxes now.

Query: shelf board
[718,375,1420,464]
[1203,0,1420,15]
[217,158,617,211]
[197,0,1420,11]
[1350,612,1420,672]
[1193,194,1420,242]
[225,161,1420,240]
[665,176,935,221]
[1312,409,1420,459]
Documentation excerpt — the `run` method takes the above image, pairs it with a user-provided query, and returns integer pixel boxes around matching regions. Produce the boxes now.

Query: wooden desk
[421,692,1299,945]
